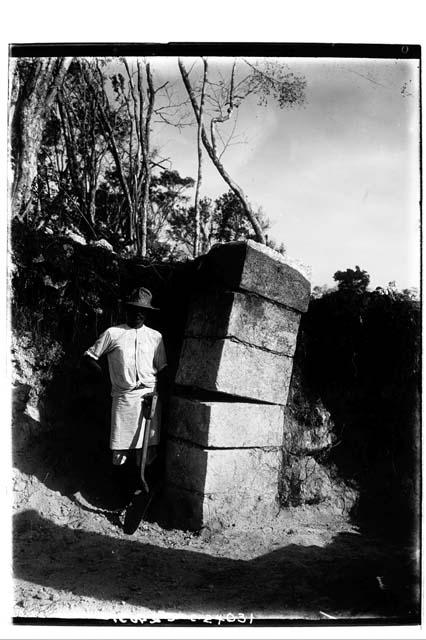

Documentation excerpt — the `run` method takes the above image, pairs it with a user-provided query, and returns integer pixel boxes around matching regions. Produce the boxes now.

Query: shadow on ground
[13,510,419,622]
[12,378,141,512]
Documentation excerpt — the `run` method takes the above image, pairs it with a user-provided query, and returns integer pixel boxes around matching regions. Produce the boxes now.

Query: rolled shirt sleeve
[85,329,113,361]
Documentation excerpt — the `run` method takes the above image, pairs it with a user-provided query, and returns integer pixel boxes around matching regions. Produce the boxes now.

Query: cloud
[149,57,420,289]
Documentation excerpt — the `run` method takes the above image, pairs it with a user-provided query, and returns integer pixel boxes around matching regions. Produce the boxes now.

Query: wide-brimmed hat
[123,287,159,310]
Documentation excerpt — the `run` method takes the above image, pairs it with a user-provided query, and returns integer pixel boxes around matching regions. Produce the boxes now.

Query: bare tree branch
[218,109,240,160]
[193,57,208,257]
[86,64,137,244]
[178,57,266,244]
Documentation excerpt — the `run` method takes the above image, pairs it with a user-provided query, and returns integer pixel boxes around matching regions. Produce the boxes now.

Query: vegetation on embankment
[11,222,420,540]
[285,266,420,539]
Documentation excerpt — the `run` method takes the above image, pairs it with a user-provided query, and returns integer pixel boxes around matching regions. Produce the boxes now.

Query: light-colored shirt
[85,324,167,397]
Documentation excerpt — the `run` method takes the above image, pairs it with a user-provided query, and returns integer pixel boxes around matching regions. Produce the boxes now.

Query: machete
[140,392,158,493]
[123,392,159,535]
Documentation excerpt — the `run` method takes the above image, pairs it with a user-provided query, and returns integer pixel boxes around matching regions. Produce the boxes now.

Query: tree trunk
[96,91,137,248]
[83,61,138,250]
[193,58,208,257]
[87,99,98,228]
[57,92,85,213]
[178,58,266,245]
[138,62,155,258]
[10,57,71,219]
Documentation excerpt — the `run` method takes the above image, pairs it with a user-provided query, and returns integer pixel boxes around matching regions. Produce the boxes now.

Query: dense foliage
[295,270,421,537]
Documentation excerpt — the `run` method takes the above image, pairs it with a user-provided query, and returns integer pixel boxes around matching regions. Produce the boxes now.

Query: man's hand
[81,354,103,377]
[142,392,155,418]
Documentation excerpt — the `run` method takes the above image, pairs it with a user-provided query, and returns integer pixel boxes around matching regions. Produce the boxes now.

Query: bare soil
[12,467,420,624]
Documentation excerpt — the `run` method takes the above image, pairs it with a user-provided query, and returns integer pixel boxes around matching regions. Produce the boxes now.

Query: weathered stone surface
[185,289,300,357]
[166,438,282,495]
[163,483,278,531]
[168,396,285,447]
[201,240,311,312]
[176,337,294,404]
[164,439,281,529]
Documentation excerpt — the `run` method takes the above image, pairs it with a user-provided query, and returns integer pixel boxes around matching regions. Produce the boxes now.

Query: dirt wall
[11,221,420,539]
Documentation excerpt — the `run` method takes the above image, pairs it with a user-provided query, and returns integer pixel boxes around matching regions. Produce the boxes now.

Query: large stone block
[166,439,282,495]
[201,240,311,312]
[163,483,278,531]
[164,439,281,529]
[176,337,293,405]
[168,396,285,447]
[185,289,300,357]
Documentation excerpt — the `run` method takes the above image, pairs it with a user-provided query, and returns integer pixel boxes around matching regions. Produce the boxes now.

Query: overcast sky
[118,56,420,291]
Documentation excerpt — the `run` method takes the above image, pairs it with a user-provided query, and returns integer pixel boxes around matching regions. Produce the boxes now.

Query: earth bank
[11,222,420,621]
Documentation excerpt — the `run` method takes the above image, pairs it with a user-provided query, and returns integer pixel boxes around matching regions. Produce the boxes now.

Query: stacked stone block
[164,240,311,530]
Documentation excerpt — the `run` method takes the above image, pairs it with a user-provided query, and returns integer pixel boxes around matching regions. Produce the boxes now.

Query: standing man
[83,287,168,500]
